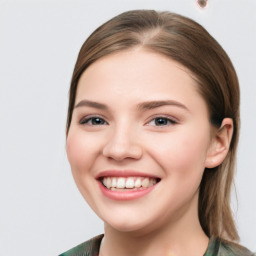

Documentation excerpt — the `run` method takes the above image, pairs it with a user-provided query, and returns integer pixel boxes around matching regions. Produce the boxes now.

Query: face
[66,49,215,234]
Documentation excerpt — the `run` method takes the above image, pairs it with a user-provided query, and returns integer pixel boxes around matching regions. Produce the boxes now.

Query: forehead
[75,48,207,114]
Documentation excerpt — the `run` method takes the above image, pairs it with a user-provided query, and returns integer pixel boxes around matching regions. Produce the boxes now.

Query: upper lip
[95,170,161,180]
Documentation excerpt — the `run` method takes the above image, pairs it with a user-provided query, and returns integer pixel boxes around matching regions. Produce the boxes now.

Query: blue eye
[80,117,107,125]
[148,117,177,126]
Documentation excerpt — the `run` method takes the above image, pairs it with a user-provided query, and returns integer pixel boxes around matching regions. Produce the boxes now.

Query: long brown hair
[66,10,240,241]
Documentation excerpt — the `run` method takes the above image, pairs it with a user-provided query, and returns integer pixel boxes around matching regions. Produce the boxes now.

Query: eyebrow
[75,100,108,110]
[137,100,189,111]
[75,99,189,112]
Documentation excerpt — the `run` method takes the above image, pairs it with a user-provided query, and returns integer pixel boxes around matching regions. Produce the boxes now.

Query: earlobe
[205,118,233,168]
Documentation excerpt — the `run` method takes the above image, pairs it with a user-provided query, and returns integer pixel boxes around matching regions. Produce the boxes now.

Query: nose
[102,126,143,161]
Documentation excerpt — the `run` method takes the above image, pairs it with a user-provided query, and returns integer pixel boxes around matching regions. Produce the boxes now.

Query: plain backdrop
[0,0,255,255]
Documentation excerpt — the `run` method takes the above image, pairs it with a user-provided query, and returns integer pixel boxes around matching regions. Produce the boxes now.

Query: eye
[80,116,108,126]
[147,117,177,126]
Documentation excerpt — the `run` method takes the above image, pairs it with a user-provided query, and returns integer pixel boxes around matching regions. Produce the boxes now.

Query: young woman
[60,10,254,256]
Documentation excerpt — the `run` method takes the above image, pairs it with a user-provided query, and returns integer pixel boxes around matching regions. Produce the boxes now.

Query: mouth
[100,176,160,191]
[96,170,161,200]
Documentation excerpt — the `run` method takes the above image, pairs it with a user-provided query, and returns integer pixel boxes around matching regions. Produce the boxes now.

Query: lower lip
[98,180,157,201]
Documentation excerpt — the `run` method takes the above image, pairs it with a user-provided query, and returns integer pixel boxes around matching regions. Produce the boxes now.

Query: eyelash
[79,116,108,126]
[147,116,178,127]
[79,115,177,127]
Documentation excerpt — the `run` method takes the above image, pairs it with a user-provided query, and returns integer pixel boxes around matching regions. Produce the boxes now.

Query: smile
[101,177,158,191]
[96,171,161,200]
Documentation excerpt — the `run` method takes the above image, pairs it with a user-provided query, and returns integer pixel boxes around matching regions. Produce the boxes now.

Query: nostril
[102,141,143,161]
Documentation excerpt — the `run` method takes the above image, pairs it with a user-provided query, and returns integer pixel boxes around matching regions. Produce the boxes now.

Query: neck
[99,194,209,256]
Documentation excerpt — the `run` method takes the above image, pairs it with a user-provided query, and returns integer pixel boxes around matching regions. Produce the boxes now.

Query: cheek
[149,128,210,176]
[66,132,84,170]
[66,130,100,192]
[66,130,102,213]
[66,130,99,174]
[176,136,208,169]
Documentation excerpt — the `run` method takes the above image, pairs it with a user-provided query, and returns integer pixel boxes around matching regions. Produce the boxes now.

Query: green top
[59,234,255,256]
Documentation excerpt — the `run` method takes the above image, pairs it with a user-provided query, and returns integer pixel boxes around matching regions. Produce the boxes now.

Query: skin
[66,48,233,256]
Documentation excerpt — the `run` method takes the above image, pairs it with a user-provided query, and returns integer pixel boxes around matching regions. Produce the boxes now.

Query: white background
[0,0,255,255]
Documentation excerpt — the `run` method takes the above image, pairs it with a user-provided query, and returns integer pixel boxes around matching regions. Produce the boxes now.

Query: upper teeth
[102,177,157,189]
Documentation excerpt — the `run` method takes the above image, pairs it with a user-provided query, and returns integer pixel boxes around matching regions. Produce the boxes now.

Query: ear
[205,118,233,168]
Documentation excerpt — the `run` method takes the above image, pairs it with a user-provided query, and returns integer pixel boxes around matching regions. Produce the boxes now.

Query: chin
[103,213,162,236]
[103,215,149,233]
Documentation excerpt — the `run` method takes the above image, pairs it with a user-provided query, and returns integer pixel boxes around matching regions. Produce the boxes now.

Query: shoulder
[206,237,255,256]
[58,234,104,256]
[219,239,255,256]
